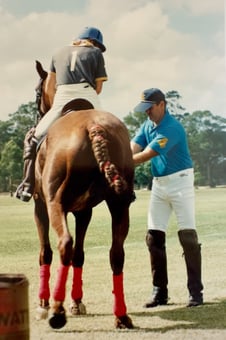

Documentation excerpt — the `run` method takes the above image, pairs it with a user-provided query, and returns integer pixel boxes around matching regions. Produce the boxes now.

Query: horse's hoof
[35,305,49,320]
[49,312,67,329]
[115,315,134,329]
[69,300,87,315]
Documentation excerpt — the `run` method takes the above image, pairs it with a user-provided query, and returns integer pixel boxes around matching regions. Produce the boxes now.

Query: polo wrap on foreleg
[39,264,51,301]
[71,267,83,301]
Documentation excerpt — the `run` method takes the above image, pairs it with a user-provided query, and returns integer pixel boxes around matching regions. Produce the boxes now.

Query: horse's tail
[88,124,127,194]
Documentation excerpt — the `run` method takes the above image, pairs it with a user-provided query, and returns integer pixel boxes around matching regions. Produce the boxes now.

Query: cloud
[185,0,223,14]
[0,0,225,122]
[159,0,223,14]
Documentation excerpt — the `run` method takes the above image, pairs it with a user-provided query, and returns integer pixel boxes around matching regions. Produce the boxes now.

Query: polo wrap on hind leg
[178,229,203,305]
[112,273,127,316]
[53,264,70,301]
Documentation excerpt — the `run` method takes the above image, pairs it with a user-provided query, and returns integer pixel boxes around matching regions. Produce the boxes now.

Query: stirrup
[20,191,33,202]
[15,184,33,202]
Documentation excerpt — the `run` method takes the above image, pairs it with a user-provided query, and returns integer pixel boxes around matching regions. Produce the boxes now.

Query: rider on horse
[16,26,108,202]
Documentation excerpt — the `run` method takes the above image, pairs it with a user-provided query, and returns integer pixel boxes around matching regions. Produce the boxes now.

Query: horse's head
[35,60,51,118]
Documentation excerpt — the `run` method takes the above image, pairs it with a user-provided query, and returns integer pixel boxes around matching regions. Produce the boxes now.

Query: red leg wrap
[53,264,70,301]
[112,273,127,316]
[39,264,50,300]
[71,267,83,300]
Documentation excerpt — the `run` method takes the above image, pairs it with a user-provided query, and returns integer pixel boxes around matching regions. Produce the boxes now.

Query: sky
[0,0,225,121]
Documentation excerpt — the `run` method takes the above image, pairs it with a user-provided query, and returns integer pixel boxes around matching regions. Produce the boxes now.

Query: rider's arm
[95,79,104,94]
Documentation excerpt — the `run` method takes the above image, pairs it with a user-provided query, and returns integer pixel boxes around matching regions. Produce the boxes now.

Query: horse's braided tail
[88,125,127,194]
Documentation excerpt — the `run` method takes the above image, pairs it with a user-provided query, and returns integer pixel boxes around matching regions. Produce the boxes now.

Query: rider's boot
[15,129,38,202]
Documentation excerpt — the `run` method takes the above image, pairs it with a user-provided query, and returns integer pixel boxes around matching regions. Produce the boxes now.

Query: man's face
[146,101,165,124]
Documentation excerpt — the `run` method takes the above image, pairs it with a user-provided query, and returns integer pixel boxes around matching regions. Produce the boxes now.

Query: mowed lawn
[0,187,226,340]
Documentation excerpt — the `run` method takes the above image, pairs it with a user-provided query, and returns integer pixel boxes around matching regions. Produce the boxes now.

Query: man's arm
[130,141,158,165]
[130,141,142,154]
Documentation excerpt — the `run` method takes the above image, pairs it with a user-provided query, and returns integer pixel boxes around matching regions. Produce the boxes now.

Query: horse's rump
[35,109,134,209]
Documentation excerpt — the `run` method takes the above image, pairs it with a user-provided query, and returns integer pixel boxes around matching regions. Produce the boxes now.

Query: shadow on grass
[52,299,226,335]
[131,299,226,332]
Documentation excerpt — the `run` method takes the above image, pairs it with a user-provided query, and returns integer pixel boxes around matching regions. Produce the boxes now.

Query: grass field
[0,187,226,339]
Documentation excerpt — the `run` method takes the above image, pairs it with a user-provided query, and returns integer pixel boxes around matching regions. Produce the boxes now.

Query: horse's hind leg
[46,201,73,329]
[107,201,134,329]
[69,208,92,315]
[34,198,53,320]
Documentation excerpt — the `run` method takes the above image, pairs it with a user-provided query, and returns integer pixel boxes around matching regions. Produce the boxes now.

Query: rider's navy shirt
[132,109,193,177]
[50,45,108,89]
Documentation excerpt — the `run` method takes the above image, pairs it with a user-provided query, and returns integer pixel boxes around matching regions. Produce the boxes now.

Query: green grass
[0,187,226,339]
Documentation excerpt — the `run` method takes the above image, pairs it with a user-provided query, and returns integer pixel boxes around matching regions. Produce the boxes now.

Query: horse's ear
[35,60,48,80]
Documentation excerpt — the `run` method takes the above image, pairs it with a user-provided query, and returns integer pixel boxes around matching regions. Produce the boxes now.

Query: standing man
[16,26,108,202]
[130,88,203,307]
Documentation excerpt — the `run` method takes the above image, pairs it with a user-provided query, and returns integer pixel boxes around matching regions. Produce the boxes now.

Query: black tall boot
[178,229,204,307]
[144,230,168,308]
[15,128,38,202]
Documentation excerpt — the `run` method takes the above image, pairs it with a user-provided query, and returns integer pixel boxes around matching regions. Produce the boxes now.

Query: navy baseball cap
[134,88,165,113]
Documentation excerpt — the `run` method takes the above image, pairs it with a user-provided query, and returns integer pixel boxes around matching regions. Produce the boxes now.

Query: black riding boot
[144,230,168,308]
[178,229,204,307]
[16,129,38,202]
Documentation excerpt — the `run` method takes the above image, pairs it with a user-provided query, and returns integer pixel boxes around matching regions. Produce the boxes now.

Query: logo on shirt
[157,138,168,148]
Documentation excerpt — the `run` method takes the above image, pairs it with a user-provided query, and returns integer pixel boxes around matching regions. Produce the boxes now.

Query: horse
[32,61,135,329]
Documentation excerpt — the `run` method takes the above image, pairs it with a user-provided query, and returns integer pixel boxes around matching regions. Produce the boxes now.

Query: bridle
[35,60,49,120]
[35,77,45,118]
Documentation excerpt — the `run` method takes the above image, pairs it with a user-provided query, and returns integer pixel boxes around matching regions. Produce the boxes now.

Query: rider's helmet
[76,26,106,52]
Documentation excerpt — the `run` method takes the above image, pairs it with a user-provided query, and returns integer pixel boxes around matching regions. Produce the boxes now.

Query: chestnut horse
[33,61,135,329]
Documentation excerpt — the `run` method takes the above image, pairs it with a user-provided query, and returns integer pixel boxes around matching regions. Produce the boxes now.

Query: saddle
[61,98,94,116]
[31,98,95,150]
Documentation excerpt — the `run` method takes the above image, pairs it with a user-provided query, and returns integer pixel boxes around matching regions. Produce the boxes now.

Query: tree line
[0,91,226,193]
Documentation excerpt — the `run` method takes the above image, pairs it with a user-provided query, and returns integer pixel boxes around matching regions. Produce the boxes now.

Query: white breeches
[35,83,101,140]
[148,169,196,232]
